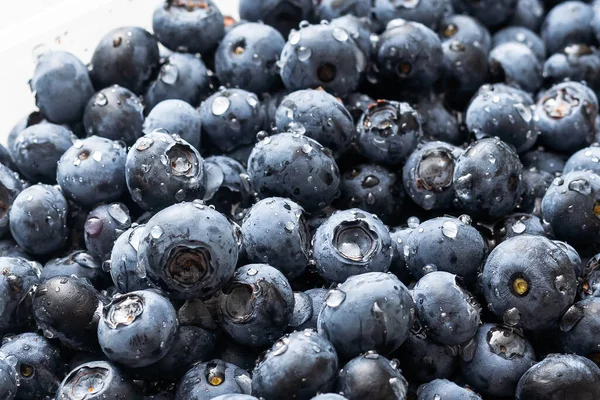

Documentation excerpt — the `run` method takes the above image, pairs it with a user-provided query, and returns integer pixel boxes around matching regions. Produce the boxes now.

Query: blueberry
[9,184,69,255]
[521,147,566,175]
[312,208,392,283]
[0,257,41,335]
[84,203,131,261]
[335,352,408,400]
[317,272,415,359]
[489,42,543,93]
[215,340,264,372]
[337,164,405,223]
[482,235,578,331]
[275,89,354,153]
[126,130,206,212]
[314,0,370,20]
[541,171,600,245]
[251,330,338,400]
[279,23,365,96]
[41,250,108,288]
[405,216,488,283]
[248,132,341,212]
[460,323,535,397]
[403,141,463,211]
[507,0,546,31]
[153,0,225,54]
[438,14,491,52]
[492,27,546,62]
[83,85,144,146]
[417,379,482,400]
[519,170,550,217]
[7,111,63,158]
[238,0,313,37]
[388,226,413,284]
[56,361,141,400]
[215,22,285,94]
[413,94,464,145]
[453,138,523,219]
[89,27,160,95]
[0,332,65,399]
[558,297,600,359]
[200,88,265,153]
[376,21,443,91]
[372,0,447,30]
[110,225,152,293]
[203,155,254,218]
[310,395,346,400]
[144,53,212,111]
[217,264,294,347]
[0,355,18,400]
[9,123,76,184]
[294,288,328,330]
[0,165,24,239]
[241,198,310,280]
[143,100,202,150]
[493,213,547,244]
[541,1,595,56]
[544,45,600,94]
[516,354,600,399]
[212,396,258,400]
[57,136,127,207]
[175,359,252,399]
[31,51,95,124]
[0,240,30,260]
[451,0,517,28]
[393,329,458,383]
[137,202,239,299]
[356,100,422,165]
[98,289,178,368]
[535,81,598,153]
[329,15,373,58]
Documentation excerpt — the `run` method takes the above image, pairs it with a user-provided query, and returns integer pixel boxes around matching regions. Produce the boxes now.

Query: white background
[0,0,239,142]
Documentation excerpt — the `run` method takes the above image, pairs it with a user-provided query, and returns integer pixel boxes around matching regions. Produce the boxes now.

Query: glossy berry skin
[97,289,178,368]
[84,203,131,261]
[516,354,600,400]
[10,123,76,183]
[519,167,556,214]
[403,141,463,211]
[200,88,265,153]
[144,53,212,111]
[507,0,545,31]
[153,0,225,55]
[0,240,30,260]
[41,250,108,287]
[542,171,600,245]
[138,202,239,299]
[535,82,598,154]
[238,0,313,37]
[492,27,546,63]
[558,297,600,357]
[312,209,393,283]
[460,324,535,397]
[337,164,405,224]
[522,147,565,175]
[329,15,373,58]
[241,198,309,280]
[417,379,481,400]
[488,43,543,94]
[83,85,144,146]
[405,216,488,283]
[438,14,491,52]
[215,22,285,94]
[32,276,103,351]
[31,51,95,124]
[466,91,537,153]
[203,155,254,218]
[89,26,159,95]
[394,330,458,383]
[376,21,443,91]
[212,396,258,400]
[294,288,328,331]
[0,257,41,335]
[453,138,523,219]
[388,227,413,284]
[482,235,578,331]
[275,89,354,153]
[143,99,202,150]
[335,352,408,400]
[126,130,206,212]
[252,330,338,400]
[314,0,370,20]
[0,164,24,239]
[493,213,547,245]
[413,271,480,345]
[356,100,422,165]
[109,224,151,294]
[451,0,517,28]
[217,264,294,347]
[56,361,141,400]
[564,145,600,176]
[0,355,18,400]
[279,23,366,97]
[0,332,65,400]
[541,1,595,56]
[175,359,252,399]
[57,136,127,207]
[317,272,415,359]
[372,0,447,30]
[413,94,463,145]
[9,184,69,255]
[248,132,341,212]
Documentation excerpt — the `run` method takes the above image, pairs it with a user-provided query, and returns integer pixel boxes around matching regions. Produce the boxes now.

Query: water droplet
[160,63,179,85]
[212,96,231,116]
[366,192,376,205]
[511,220,526,234]
[136,137,154,151]
[407,216,420,228]
[297,46,312,61]
[74,140,83,149]
[247,267,258,276]
[150,225,163,239]
[301,144,312,154]
[458,214,472,225]
[272,342,288,356]
[108,203,130,225]
[325,289,346,308]
[568,178,592,195]
[442,221,458,238]
[175,189,186,202]
[246,95,258,108]
[332,27,349,42]
[288,30,301,45]
[92,151,102,162]
[422,264,437,274]
[503,307,521,326]
[559,304,584,331]
[486,326,526,359]
[284,221,294,232]
[94,93,108,106]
